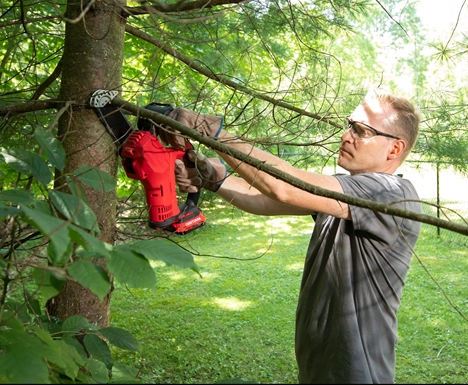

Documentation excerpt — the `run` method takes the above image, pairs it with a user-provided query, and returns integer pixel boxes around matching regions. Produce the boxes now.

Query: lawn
[110,195,468,384]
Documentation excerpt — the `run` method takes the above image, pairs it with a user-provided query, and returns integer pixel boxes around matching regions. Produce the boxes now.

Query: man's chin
[338,159,356,174]
[337,157,348,170]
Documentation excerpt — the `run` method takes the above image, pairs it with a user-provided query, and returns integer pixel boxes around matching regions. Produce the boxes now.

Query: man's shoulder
[335,172,413,186]
[334,172,419,201]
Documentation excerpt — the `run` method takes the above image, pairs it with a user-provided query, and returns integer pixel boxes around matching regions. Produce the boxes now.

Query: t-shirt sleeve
[334,173,411,246]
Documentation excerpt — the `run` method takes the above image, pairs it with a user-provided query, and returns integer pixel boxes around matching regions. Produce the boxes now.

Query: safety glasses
[346,118,400,140]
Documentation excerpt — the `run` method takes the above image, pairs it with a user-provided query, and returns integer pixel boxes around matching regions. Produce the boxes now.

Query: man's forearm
[215,130,291,197]
[213,129,346,219]
[217,175,311,216]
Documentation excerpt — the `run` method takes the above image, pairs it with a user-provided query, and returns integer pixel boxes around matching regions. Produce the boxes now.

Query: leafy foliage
[0,123,200,382]
[416,90,468,174]
[0,313,140,383]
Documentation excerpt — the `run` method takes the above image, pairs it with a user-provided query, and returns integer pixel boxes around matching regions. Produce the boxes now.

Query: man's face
[338,99,400,175]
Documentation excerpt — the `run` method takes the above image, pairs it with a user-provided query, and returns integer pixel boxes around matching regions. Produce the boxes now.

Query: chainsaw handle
[186,191,201,207]
[181,139,201,207]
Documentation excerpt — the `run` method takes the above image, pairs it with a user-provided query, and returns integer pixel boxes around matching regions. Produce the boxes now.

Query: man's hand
[159,107,224,149]
[174,159,201,194]
[175,150,227,193]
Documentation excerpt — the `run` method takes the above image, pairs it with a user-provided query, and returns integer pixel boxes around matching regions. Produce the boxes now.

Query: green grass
[396,226,468,384]
[110,196,468,384]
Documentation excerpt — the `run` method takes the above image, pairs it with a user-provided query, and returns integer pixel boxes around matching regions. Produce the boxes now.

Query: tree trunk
[46,0,126,327]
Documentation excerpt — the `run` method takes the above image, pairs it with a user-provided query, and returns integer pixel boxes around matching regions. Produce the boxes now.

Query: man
[160,90,422,383]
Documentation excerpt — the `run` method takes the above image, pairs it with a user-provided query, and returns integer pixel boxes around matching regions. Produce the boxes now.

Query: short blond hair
[365,90,420,159]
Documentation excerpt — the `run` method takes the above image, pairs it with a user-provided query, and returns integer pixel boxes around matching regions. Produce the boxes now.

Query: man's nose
[341,127,354,142]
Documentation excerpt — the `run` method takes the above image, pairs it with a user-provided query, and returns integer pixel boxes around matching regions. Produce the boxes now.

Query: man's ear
[388,139,406,159]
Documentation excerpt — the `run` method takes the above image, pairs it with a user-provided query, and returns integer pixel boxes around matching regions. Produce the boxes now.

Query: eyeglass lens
[346,119,375,139]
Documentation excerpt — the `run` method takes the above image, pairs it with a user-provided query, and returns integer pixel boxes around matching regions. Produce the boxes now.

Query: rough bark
[46,0,127,327]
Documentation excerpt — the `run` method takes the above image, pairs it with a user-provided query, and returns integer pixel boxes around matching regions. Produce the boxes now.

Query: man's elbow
[264,183,293,205]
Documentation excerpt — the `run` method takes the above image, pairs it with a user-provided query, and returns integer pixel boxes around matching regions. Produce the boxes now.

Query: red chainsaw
[89,89,206,234]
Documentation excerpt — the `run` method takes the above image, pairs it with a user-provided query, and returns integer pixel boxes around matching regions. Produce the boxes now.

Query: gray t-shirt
[295,172,421,384]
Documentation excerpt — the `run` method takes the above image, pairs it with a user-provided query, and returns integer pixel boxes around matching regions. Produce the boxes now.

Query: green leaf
[99,327,140,351]
[83,333,114,370]
[0,189,33,218]
[22,206,72,266]
[0,322,81,382]
[111,361,142,383]
[84,357,109,383]
[34,126,66,171]
[66,175,90,206]
[62,315,93,334]
[4,301,31,323]
[0,147,51,186]
[0,327,50,383]
[0,202,20,218]
[74,165,116,193]
[33,268,66,303]
[55,339,85,378]
[67,261,111,301]
[131,239,199,271]
[0,189,34,206]
[68,225,112,258]
[47,239,74,267]
[107,247,156,288]
[33,326,82,380]
[0,311,24,329]
[32,199,53,215]
[62,335,88,361]
[26,295,42,317]
[37,315,63,336]
[49,189,99,232]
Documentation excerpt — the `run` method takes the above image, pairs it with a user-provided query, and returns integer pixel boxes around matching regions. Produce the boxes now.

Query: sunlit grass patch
[210,297,253,311]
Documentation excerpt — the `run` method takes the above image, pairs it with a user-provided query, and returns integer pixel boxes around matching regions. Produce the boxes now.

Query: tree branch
[0,100,61,117]
[124,0,249,16]
[0,15,61,29]
[124,24,341,130]
[109,96,468,237]
[373,0,410,38]
[30,58,63,101]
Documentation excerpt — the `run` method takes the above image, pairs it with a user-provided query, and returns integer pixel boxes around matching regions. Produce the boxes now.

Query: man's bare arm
[216,131,350,219]
[217,175,314,216]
